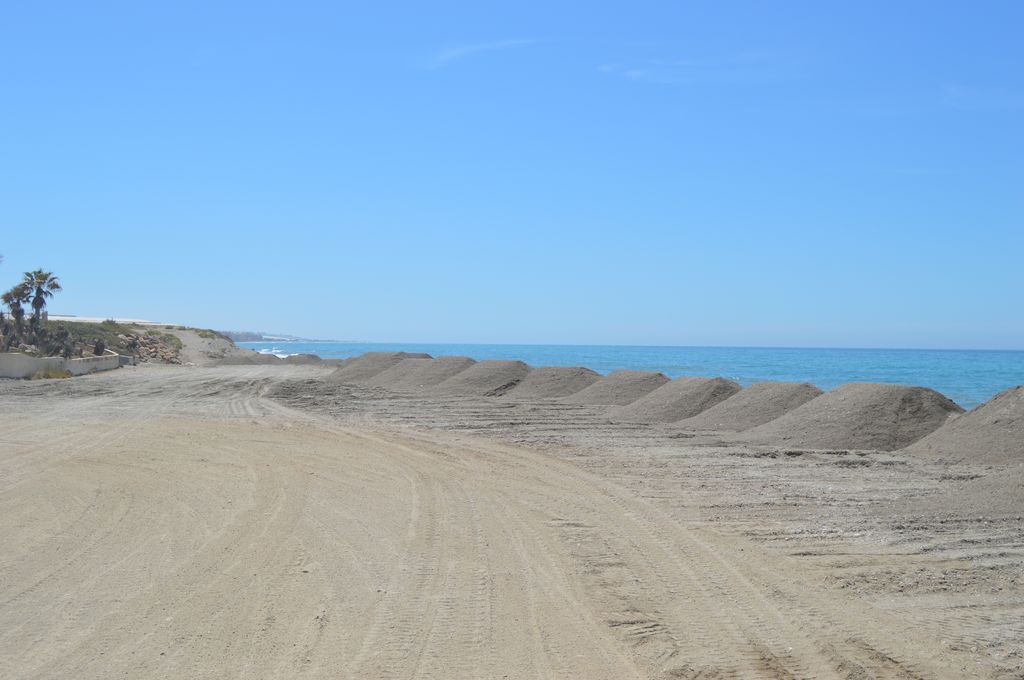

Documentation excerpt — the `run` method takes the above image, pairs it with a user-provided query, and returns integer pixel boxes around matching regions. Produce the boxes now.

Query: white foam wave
[258,347,299,359]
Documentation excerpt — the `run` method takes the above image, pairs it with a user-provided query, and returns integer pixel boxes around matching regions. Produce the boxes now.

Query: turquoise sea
[239,342,1024,410]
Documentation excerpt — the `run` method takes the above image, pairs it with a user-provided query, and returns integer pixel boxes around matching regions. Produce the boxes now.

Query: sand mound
[562,370,669,406]
[282,353,323,365]
[608,376,741,423]
[676,381,823,432]
[364,356,477,392]
[739,382,964,451]
[504,367,601,399]
[432,360,532,397]
[902,385,1024,463]
[326,352,432,384]
[215,353,281,365]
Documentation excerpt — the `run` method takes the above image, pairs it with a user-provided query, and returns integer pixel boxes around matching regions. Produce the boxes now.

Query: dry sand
[281,353,324,365]
[1,347,1021,679]
[327,351,432,383]
[676,380,824,432]
[431,359,531,396]
[903,385,1024,463]
[608,376,741,423]
[503,366,601,399]
[364,356,477,392]
[215,352,283,365]
[738,382,964,451]
[562,369,669,405]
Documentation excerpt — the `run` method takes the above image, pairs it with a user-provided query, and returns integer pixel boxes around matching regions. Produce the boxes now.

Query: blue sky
[1,2,1021,348]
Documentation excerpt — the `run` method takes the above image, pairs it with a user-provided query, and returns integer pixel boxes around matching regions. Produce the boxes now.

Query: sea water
[238,341,1024,409]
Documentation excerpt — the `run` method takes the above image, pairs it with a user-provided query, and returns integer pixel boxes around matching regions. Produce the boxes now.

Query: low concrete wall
[66,352,121,376]
[0,351,122,379]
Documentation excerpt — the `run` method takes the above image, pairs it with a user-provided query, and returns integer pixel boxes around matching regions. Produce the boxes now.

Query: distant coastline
[218,330,329,343]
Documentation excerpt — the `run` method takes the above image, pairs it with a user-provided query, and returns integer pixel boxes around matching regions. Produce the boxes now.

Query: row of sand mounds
[902,385,1024,463]
[327,352,432,383]
[738,382,964,451]
[608,377,741,423]
[676,381,823,432]
[318,352,1023,457]
[365,356,477,392]
[563,370,669,405]
[432,360,532,397]
[504,367,601,399]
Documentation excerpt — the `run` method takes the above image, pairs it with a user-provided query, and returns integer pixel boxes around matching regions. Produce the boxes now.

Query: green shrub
[161,333,183,350]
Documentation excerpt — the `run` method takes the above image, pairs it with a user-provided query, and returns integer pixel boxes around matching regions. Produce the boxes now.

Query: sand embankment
[607,376,741,423]
[327,351,432,383]
[504,366,601,399]
[364,356,477,392]
[902,385,1024,463]
[676,381,823,432]
[738,382,964,451]
[562,370,669,405]
[432,359,531,396]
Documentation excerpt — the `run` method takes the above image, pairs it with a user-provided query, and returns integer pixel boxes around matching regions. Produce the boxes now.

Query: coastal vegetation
[0,264,188,362]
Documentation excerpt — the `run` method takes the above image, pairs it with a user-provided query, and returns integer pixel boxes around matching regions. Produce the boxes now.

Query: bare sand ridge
[563,369,669,405]
[327,351,432,383]
[364,356,477,392]
[503,366,601,399]
[903,385,1024,463]
[216,352,283,365]
[676,381,824,432]
[280,353,324,365]
[739,382,965,451]
[608,376,741,423]
[432,359,531,396]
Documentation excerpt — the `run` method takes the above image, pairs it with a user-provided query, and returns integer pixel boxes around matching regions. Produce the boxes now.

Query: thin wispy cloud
[425,39,538,69]
[600,53,788,86]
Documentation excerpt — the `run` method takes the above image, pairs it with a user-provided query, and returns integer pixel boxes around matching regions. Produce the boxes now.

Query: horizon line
[235,339,1024,353]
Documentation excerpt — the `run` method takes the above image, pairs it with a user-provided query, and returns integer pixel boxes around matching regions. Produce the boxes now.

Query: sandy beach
[0,339,1021,679]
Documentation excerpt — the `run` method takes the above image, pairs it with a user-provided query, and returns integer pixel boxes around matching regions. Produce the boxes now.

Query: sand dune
[503,366,601,399]
[563,370,669,405]
[902,385,1024,463]
[608,376,741,423]
[364,356,477,392]
[327,351,432,383]
[281,353,323,365]
[215,352,282,365]
[739,382,964,451]
[432,359,531,396]
[676,381,824,432]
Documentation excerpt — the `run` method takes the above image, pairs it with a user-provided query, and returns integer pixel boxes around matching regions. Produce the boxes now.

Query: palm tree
[22,270,61,322]
[2,283,31,346]
[2,283,30,323]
